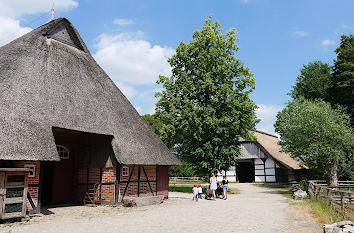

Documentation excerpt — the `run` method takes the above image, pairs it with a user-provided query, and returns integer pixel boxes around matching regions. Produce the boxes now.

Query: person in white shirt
[197,184,203,199]
[192,184,199,202]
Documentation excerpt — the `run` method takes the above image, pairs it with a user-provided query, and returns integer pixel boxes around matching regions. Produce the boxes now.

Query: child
[198,184,203,199]
[192,184,198,202]
[222,175,229,200]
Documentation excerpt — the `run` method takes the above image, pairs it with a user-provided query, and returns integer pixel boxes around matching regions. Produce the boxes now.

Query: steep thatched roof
[250,130,307,170]
[0,18,180,165]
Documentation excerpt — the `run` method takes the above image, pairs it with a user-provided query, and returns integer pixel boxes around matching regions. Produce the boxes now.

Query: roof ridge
[251,129,278,138]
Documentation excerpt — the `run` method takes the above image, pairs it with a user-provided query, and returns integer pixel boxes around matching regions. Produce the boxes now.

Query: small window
[122,167,129,176]
[57,145,69,159]
[24,165,36,178]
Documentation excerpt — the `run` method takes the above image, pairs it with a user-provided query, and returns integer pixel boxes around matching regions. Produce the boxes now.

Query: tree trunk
[326,159,338,187]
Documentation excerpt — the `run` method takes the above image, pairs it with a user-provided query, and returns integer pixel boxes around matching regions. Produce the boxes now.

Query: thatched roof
[250,130,307,170]
[0,18,180,165]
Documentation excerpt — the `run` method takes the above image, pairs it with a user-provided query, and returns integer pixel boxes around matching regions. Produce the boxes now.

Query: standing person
[192,184,199,202]
[209,173,217,200]
[222,175,229,200]
[198,184,203,199]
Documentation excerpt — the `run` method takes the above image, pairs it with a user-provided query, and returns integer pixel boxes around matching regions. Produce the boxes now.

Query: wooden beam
[142,166,154,195]
[137,165,141,197]
[115,164,121,202]
[121,165,135,200]
[37,161,45,214]
[27,191,35,209]
[86,168,89,193]
[155,166,158,195]
[99,168,102,200]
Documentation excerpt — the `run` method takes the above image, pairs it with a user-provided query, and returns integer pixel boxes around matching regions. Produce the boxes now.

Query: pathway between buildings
[1,183,321,233]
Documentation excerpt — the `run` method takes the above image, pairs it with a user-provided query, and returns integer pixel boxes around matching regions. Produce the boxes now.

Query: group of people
[192,173,229,201]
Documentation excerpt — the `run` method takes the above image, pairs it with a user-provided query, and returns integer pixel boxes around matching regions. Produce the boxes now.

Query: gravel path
[1,183,321,233]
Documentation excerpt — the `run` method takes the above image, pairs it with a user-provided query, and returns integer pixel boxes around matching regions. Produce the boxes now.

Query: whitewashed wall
[254,157,276,182]
[217,166,237,182]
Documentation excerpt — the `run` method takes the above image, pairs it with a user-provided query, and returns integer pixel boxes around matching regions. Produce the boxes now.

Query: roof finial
[50,3,55,21]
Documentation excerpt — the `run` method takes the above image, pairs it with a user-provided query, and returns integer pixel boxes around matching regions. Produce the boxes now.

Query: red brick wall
[9,162,164,207]
[13,161,40,210]
[76,167,116,202]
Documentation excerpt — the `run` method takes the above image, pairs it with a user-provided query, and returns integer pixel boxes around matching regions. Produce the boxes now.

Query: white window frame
[24,165,36,178]
[57,145,69,159]
[122,167,129,176]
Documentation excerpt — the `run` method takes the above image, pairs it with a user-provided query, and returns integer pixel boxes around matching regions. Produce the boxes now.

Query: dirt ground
[0,183,321,233]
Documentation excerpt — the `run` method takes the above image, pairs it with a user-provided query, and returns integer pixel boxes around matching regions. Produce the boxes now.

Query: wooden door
[52,136,78,204]
[157,166,168,197]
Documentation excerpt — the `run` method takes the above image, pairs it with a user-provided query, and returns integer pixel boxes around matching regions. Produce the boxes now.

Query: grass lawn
[252,183,349,224]
[169,184,240,194]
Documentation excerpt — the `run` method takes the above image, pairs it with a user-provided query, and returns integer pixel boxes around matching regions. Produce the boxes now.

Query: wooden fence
[308,180,354,218]
[169,177,204,184]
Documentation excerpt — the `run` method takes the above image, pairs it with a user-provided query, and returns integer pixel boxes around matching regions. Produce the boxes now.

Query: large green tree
[155,16,257,176]
[289,61,332,100]
[329,34,354,124]
[274,98,354,186]
[141,114,162,137]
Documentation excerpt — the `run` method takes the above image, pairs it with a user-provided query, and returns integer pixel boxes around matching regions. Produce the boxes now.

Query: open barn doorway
[41,128,81,206]
[236,160,254,183]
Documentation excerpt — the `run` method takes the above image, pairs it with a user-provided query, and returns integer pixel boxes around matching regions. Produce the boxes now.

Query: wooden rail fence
[169,177,204,184]
[308,180,354,218]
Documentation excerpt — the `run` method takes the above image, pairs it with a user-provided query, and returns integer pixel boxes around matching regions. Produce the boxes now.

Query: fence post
[327,189,331,206]
[318,187,322,200]
[340,192,345,216]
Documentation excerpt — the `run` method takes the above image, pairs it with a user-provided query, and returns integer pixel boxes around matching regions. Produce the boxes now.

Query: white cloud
[0,0,78,18]
[93,32,174,85]
[115,82,137,99]
[0,17,31,46]
[294,30,307,37]
[255,104,283,135]
[321,39,335,47]
[113,18,134,26]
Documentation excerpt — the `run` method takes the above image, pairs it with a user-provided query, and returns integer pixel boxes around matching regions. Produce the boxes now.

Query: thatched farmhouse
[218,130,308,183]
[0,18,180,215]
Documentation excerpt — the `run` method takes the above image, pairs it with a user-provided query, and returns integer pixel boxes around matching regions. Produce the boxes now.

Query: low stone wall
[122,195,165,207]
[323,221,353,233]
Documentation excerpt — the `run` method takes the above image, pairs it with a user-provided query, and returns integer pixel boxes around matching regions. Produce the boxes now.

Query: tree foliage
[141,114,162,138]
[289,61,332,100]
[155,16,257,176]
[274,98,354,185]
[329,34,354,124]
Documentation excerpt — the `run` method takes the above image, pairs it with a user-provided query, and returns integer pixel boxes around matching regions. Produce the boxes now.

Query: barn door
[157,166,168,197]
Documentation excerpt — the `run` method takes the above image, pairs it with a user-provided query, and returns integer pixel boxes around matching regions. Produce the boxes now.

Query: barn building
[218,130,308,183]
[0,18,180,214]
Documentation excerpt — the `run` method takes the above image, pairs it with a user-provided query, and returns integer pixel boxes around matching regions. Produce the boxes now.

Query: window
[56,145,69,159]
[122,167,129,176]
[24,165,36,178]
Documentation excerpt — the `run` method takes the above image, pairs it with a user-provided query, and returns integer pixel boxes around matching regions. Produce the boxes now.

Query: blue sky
[1,0,353,134]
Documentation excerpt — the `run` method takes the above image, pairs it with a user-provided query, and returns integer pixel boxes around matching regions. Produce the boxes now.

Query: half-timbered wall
[254,158,277,182]
[77,164,158,202]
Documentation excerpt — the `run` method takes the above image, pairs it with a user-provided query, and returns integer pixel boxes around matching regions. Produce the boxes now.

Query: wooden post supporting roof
[115,164,121,202]
[137,165,141,197]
